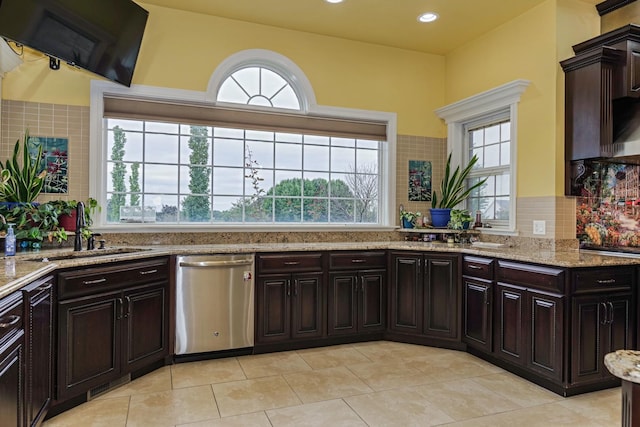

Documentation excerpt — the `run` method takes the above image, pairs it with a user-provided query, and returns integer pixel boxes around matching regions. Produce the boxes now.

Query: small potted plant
[49,198,99,231]
[430,153,487,227]
[448,209,473,230]
[400,209,421,228]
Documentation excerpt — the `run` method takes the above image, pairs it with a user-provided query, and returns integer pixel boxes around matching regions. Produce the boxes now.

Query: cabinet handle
[124,296,131,318]
[286,280,291,297]
[37,283,53,291]
[0,315,20,328]
[608,301,615,325]
[117,298,124,320]
[283,261,300,266]
[293,280,298,297]
[599,302,608,326]
[468,265,482,270]
[351,259,366,263]
[139,269,158,275]
[597,279,616,285]
[82,278,107,285]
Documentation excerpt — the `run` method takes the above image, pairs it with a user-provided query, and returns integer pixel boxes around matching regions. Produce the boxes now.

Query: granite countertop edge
[0,241,637,299]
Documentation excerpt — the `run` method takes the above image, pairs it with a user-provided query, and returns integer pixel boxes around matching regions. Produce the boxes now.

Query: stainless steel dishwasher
[175,254,255,355]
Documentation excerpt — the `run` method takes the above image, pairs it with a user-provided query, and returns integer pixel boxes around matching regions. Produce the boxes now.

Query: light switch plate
[533,220,546,235]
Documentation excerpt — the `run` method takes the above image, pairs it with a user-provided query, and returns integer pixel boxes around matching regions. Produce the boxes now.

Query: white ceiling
[141,0,602,55]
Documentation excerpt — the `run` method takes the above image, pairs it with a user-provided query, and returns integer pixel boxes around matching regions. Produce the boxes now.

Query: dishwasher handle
[179,259,254,268]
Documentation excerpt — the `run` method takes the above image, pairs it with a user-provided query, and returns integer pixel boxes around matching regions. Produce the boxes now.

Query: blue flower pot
[430,208,451,228]
[402,218,414,228]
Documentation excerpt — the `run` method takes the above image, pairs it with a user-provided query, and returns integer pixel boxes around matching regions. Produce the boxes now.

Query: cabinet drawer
[329,251,386,270]
[462,256,494,280]
[496,260,565,293]
[258,253,323,273]
[58,258,169,299]
[0,292,23,345]
[572,267,634,293]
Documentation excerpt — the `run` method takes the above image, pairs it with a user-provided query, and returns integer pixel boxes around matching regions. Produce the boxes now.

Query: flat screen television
[0,0,148,86]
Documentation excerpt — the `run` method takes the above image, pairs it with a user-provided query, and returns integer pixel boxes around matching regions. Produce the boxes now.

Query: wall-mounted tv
[0,0,148,87]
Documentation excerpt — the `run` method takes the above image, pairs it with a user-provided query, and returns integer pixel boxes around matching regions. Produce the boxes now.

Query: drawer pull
[0,315,20,328]
[351,259,366,263]
[82,278,107,285]
[283,261,300,266]
[139,269,158,275]
[468,265,482,270]
[597,279,616,285]
[37,283,53,291]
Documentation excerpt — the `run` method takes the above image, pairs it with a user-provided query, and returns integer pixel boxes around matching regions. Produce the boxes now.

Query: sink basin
[35,248,150,262]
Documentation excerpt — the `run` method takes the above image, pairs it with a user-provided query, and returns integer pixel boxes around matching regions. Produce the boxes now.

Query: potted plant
[400,209,421,228]
[0,130,46,205]
[49,198,99,231]
[0,202,68,245]
[448,209,473,230]
[430,153,487,227]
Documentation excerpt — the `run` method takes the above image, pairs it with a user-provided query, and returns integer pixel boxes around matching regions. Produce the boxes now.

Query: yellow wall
[2,3,446,137]
[444,0,599,198]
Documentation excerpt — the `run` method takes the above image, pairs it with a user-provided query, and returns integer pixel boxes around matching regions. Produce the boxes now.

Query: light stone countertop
[0,241,638,299]
[604,350,640,383]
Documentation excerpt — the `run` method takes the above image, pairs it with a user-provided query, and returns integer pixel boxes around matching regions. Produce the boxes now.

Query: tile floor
[43,341,621,426]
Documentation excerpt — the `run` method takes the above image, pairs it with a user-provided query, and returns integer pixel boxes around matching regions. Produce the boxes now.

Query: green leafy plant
[48,197,99,228]
[431,153,487,209]
[0,202,67,243]
[0,131,47,203]
[400,209,421,226]
[448,209,473,230]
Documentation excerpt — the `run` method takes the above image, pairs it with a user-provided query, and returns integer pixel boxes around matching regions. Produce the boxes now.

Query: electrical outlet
[533,220,546,235]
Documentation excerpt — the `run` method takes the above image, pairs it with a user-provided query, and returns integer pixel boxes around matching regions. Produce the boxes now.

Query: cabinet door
[57,292,121,399]
[123,284,167,372]
[328,273,357,336]
[0,334,24,427]
[256,275,291,344]
[359,270,385,332]
[494,283,526,366]
[424,255,459,339]
[291,273,324,339]
[390,253,422,334]
[23,278,53,426]
[463,277,492,352]
[571,295,604,385]
[528,290,564,381]
[604,293,633,375]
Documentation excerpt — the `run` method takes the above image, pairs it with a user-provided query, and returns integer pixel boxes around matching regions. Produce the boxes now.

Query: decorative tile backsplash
[574,161,640,252]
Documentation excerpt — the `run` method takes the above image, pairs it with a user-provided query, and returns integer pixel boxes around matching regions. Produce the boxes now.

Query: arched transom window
[217,66,300,110]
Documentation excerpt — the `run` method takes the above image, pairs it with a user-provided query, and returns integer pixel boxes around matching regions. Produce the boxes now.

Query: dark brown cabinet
[0,291,24,427]
[255,253,324,345]
[56,258,169,400]
[22,275,54,426]
[462,256,494,353]
[327,252,385,336]
[570,267,635,388]
[495,260,565,382]
[389,252,460,343]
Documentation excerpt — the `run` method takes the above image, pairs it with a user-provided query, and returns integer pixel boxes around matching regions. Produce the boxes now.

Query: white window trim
[89,51,397,232]
[435,79,530,234]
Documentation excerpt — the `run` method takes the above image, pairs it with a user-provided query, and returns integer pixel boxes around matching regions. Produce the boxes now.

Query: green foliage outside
[107,126,126,222]
[181,126,211,222]
[129,162,140,206]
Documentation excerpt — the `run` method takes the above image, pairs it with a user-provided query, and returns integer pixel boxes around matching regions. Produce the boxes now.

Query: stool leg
[621,380,640,427]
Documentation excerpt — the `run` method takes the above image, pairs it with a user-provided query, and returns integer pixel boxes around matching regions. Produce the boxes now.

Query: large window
[90,50,394,229]
[435,80,529,233]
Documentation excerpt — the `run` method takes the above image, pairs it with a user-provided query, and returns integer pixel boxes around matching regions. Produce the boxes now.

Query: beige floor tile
[407,351,504,382]
[444,402,606,427]
[283,366,373,402]
[267,399,367,426]
[557,387,621,425]
[126,385,219,427]
[94,366,172,400]
[177,412,272,427]
[344,387,455,426]
[470,372,563,407]
[346,360,434,390]
[237,351,312,378]
[172,358,247,388]
[43,396,130,427]
[410,378,521,421]
[212,376,301,418]
[296,346,371,369]
[352,340,448,362]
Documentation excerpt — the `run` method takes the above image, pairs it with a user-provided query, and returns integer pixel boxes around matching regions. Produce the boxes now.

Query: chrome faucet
[74,202,85,251]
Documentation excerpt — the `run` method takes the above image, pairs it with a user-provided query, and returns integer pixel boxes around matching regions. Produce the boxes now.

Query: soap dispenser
[5,223,15,256]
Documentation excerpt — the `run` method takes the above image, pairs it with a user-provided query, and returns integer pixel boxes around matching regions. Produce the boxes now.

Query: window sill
[92,224,399,233]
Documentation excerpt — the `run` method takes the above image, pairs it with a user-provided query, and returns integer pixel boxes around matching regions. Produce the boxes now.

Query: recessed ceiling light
[325,0,344,3]
[418,12,438,23]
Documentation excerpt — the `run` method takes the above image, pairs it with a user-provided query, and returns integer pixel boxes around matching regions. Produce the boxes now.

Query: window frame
[89,52,396,232]
[435,79,529,234]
